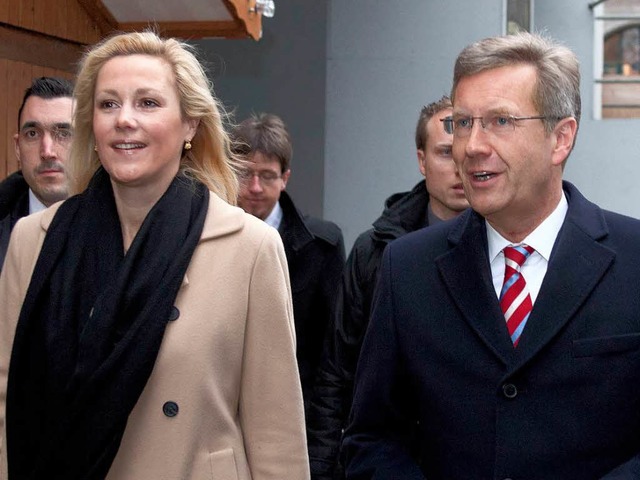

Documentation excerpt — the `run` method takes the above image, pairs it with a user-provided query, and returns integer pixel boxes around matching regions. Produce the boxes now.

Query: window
[505,0,532,34]
[593,0,640,118]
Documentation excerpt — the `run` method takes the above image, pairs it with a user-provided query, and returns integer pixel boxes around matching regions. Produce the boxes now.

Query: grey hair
[451,32,581,134]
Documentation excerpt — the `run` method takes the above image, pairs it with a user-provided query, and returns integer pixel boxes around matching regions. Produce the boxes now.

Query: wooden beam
[118,20,252,40]
[76,0,118,37]
[0,23,85,73]
[77,0,261,41]
[224,0,262,40]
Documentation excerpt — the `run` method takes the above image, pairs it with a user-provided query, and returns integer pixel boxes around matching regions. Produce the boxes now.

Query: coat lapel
[437,183,614,369]
[512,182,614,368]
[437,210,515,365]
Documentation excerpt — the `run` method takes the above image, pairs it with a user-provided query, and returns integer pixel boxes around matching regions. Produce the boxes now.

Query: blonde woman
[0,31,309,480]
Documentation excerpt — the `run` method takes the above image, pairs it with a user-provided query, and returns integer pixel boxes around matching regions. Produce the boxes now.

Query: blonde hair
[70,30,240,203]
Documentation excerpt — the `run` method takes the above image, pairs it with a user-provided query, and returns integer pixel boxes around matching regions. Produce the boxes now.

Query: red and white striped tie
[500,245,535,347]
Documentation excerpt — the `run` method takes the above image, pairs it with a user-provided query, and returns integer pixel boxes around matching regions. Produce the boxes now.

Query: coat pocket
[572,332,640,358]
[208,448,238,480]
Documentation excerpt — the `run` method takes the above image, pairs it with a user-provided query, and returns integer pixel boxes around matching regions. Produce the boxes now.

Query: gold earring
[184,140,192,151]
[94,144,98,152]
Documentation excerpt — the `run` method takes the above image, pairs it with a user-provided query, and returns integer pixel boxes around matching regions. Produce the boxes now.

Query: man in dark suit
[0,76,73,271]
[342,32,640,480]
[232,113,345,407]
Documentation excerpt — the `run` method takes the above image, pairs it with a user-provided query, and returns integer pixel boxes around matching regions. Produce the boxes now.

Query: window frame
[503,0,534,34]
[592,0,640,119]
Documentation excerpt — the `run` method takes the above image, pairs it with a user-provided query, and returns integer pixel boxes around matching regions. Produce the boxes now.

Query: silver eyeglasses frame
[440,115,549,136]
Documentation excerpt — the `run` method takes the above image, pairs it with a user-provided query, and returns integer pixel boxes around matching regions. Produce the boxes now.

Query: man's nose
[248,174,263,192]
[463,121,492,158]
[40,132,57,159]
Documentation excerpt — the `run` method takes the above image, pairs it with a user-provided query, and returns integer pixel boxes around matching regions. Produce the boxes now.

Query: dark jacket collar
[278,190,315,253]
[445,181,608,248]
[371,181,430,243]
[0,171,29,220]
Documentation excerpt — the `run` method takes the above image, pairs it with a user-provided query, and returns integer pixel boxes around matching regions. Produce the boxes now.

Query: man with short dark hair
[343,32,640,480]
[232,113,345,406]
[0,76,74,270]
[307,96,468,480]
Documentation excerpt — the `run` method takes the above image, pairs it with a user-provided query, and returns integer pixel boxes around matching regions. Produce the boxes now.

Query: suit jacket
[278,191,345,403]
[0,193,310,480]
[0,171,29,272]
[343,182,640,480]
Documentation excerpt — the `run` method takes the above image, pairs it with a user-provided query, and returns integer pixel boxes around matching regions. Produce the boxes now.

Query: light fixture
[250,0,275,18]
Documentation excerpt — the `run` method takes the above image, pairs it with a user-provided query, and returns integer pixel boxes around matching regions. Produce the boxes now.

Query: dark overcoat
[344,182,640,480]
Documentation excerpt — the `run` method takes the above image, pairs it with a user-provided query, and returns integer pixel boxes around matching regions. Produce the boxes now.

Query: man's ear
[281,169,291,190]
[551,116,578,167]
[13,133,21,170]
[417,149,426,177]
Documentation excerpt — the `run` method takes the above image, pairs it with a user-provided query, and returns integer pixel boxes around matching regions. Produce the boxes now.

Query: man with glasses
[307,96,469,480]
[0,77,73,271]
[232,113,345,408]
[343,32,640,479]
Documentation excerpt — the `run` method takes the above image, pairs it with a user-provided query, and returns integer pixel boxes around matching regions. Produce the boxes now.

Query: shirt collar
[28,189,47,215]
[487,191,568,263]
[264,200,283,230]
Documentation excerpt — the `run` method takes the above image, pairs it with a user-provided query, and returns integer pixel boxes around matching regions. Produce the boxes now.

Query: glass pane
[507,0,531,34]
[600,0,640,118]
[603,0,640,78]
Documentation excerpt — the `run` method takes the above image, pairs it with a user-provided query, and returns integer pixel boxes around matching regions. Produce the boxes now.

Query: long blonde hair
[70,30,240,203]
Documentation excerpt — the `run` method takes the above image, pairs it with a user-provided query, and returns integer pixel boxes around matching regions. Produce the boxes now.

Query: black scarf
[6,167,209,479]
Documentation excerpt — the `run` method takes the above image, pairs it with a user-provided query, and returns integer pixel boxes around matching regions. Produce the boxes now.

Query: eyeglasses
[239,169,282,185]
[441,114,551,138]
[20,125,73,145]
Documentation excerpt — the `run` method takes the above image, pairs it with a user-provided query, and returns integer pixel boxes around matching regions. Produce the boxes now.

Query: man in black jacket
[307,96,468,479]
[232,113,345,407]
[0,77,73,271]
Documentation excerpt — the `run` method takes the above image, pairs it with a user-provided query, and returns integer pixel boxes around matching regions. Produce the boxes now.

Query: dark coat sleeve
[600,456,640,479]
[310,224,347,385]
[0,187,29,272]
[307,232,379,479]
[340,245,424,480]
[286,217,345,404]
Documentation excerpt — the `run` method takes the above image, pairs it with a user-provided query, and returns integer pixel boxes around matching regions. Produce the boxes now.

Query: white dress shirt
[488,192,568,305]
[264,200,283,231]
[28,189,47,215]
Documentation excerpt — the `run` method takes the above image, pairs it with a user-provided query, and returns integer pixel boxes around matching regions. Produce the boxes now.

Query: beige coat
[0,193,310,480]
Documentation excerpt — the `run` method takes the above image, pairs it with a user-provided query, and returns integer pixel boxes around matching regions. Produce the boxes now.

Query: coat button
[502,383,518,399]
[163,401,179,417]
[168,306,180,321]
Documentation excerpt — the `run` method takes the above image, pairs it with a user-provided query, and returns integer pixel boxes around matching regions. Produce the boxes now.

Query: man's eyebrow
[452,106,512,116]
[20,121,72,131]
[20,121,39,131]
